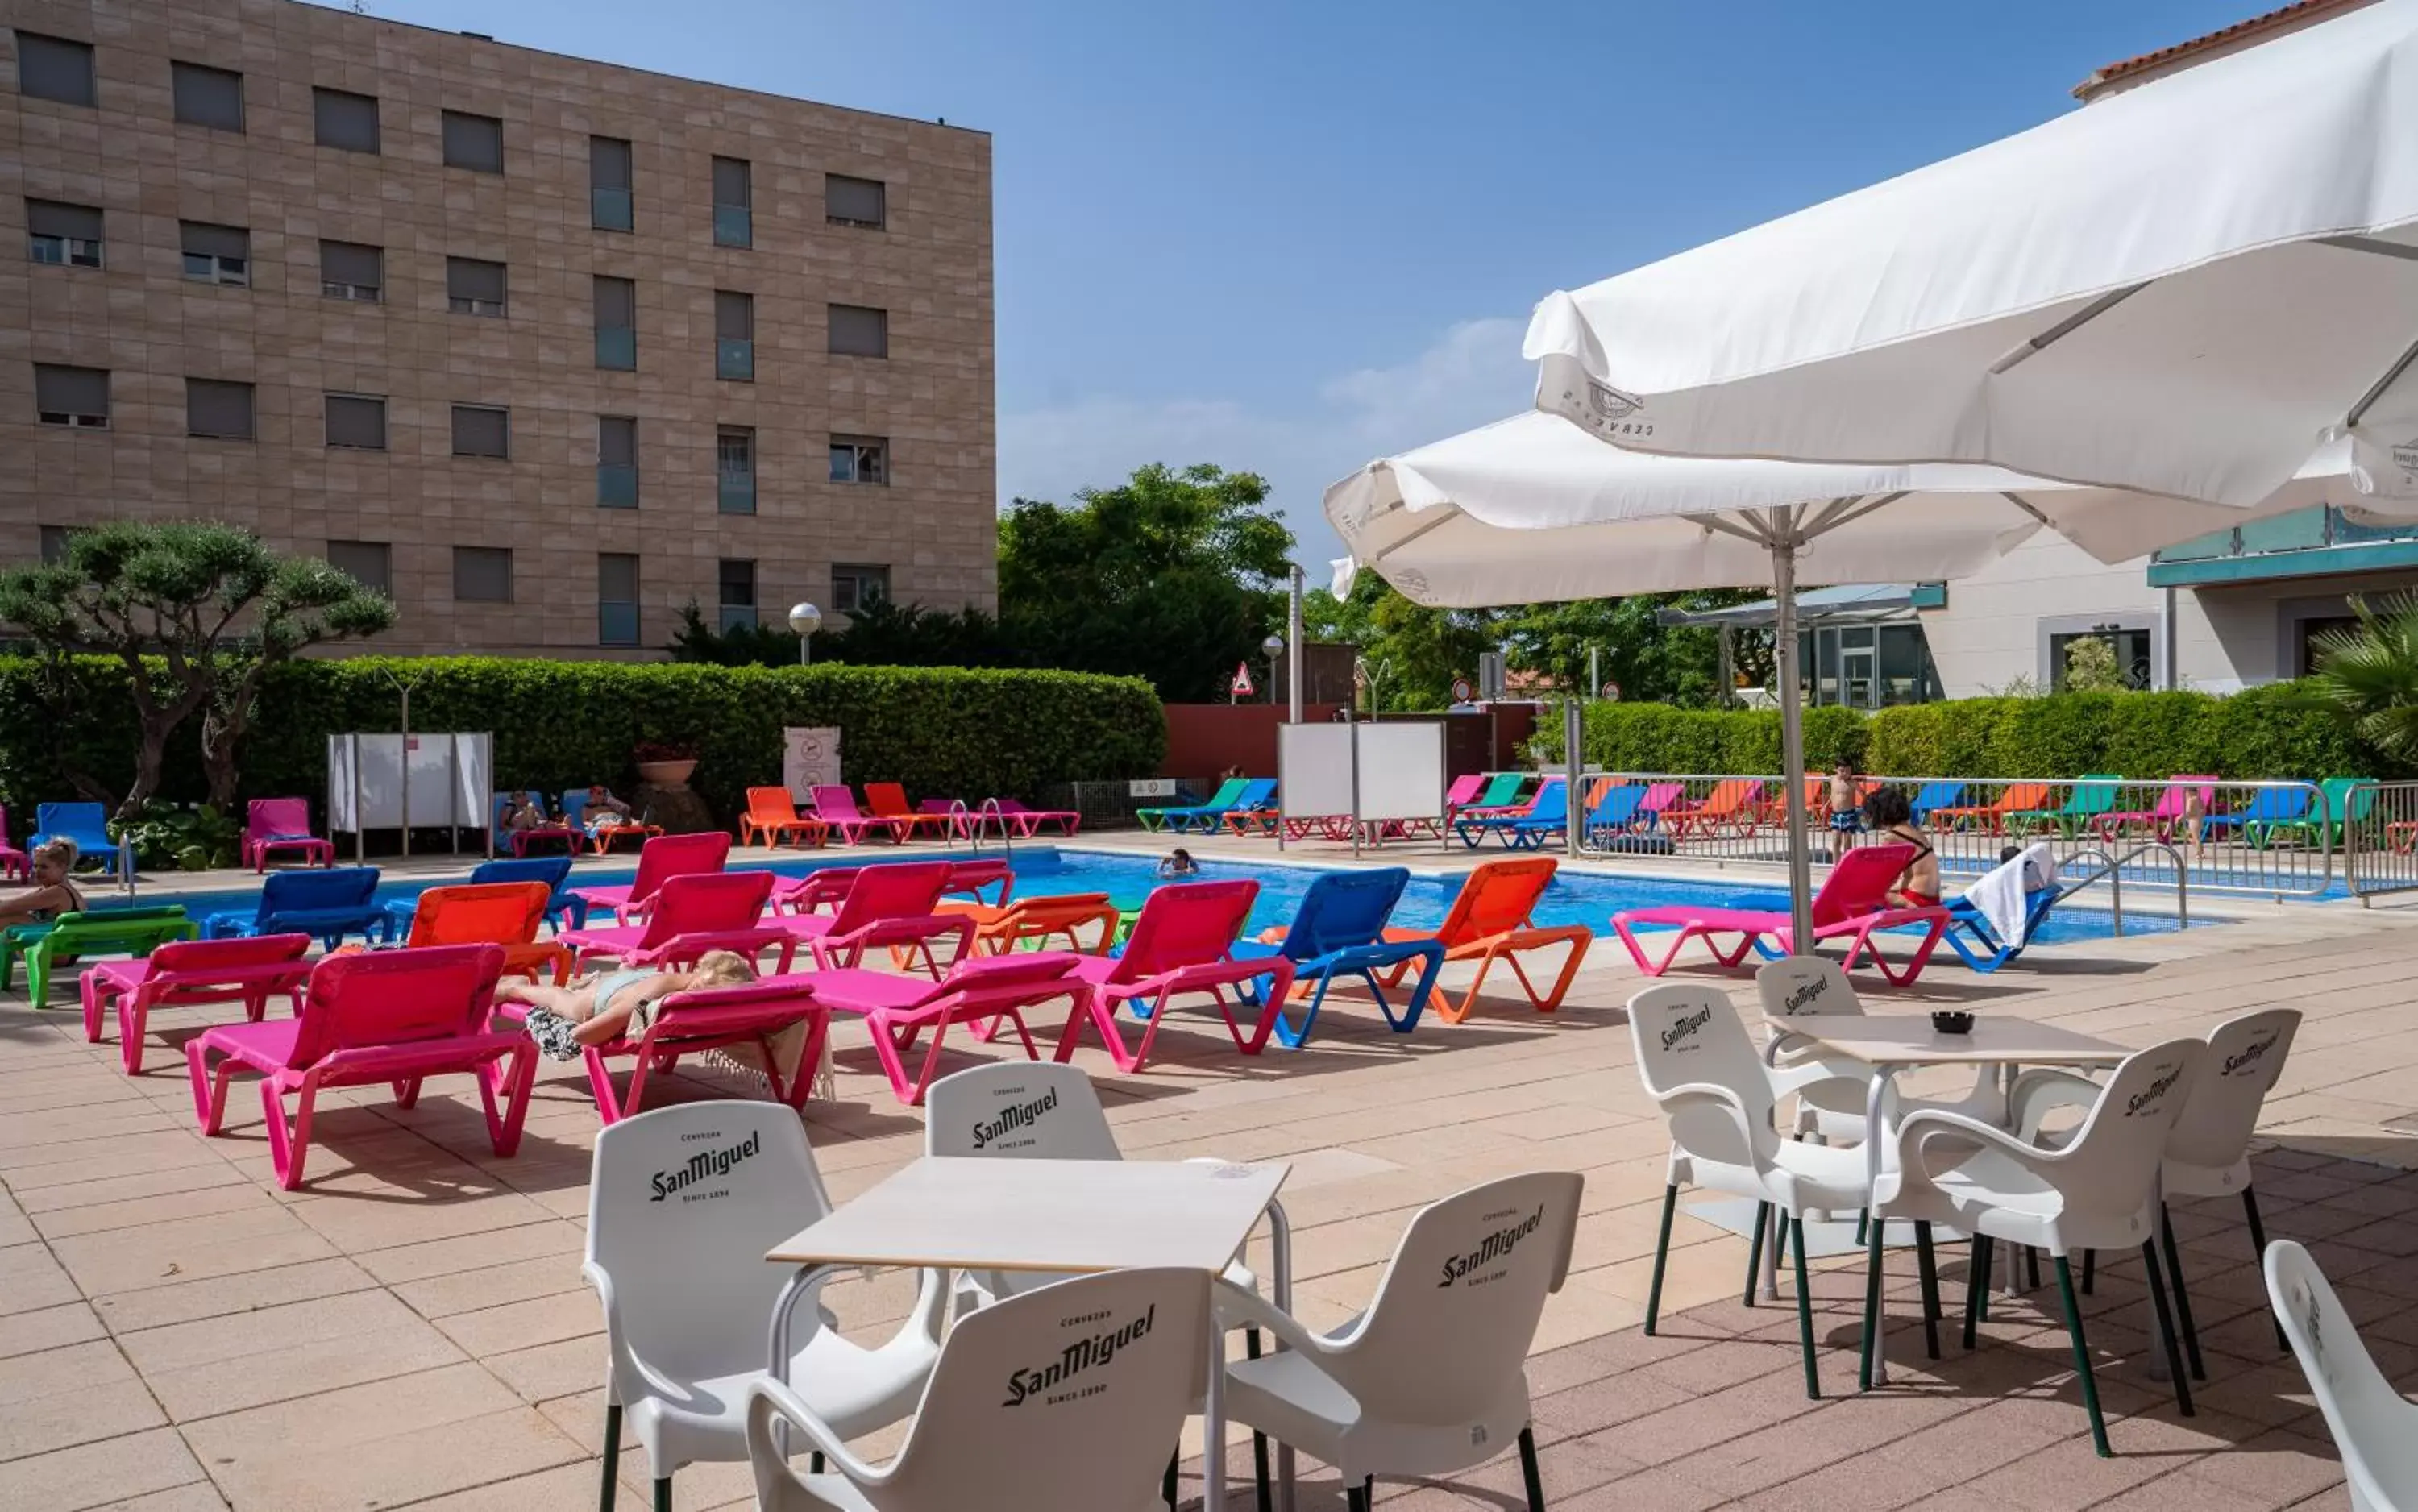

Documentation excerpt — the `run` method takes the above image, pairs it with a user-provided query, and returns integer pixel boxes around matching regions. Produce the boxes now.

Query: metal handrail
[2057,842,2190,937]
[948,797,1014,858]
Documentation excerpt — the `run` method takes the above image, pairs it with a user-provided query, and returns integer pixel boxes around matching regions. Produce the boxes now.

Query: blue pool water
[143,844,2183,947]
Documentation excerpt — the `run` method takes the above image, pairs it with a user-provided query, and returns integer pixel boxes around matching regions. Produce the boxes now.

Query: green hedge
[0,657,1165,820]
[1534,683,2395,780]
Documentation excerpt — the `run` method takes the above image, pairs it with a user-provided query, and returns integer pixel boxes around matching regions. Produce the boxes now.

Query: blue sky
[316,0,2273,569]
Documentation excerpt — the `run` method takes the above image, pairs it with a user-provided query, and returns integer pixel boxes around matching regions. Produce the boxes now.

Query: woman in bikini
[0,841,87,928]
[1860,787,1940,908]
[493,949,756,1061]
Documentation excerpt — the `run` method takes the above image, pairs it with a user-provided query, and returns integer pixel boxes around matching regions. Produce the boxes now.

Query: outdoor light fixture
[787,602,822,666]
[1261,633,1286,705]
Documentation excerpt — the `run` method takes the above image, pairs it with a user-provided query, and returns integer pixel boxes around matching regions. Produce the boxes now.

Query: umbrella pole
[1770,530,1816,952]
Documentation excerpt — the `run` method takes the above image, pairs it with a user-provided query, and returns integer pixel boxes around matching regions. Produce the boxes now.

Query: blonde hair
[31,839,77,872]
[688,949,757,990]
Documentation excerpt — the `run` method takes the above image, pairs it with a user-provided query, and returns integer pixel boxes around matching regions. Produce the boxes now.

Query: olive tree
[0,521,394,815]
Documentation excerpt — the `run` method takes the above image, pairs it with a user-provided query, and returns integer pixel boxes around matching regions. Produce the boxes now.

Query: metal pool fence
[2346,780,2418,902]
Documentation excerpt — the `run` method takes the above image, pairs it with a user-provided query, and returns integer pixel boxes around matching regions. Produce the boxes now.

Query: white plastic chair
[2266,1238,2418,1512]
[1213,1171,1583,1512]
[1755,956,2005,1141]
[1870,1037,2204,1456]
[2012,1007,2304,1373]
[584,1101,946,1511]
[746,1267,1211,1512]
[1628,983,1873,1399]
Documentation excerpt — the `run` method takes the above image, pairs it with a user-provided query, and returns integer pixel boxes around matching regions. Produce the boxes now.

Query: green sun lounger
[1456,772,1527,813]
[2005,775,2123,840]
[0,905,199,1009]
[1137,777,1245,833]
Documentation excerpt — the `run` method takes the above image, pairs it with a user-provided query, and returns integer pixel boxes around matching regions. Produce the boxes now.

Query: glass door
[1838,627,1877,709]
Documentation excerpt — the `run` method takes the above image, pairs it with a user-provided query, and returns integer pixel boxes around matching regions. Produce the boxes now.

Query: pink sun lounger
[185,944,536,1190]
[1610,843,1952,985]
[559,870,793,973]
[778,860,974,974]
[516,974,833,1124]
[810,785,907,845]
[2093,776,2217,845]
[808,953,1092,1105]
[565,830,731,926]
[83,933,314,1075]
[240,797,335,872]
[1051,879,1294,1074]
[993,797,1080,837]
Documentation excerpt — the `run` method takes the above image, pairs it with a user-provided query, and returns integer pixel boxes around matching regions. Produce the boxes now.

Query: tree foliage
[0,521,393,815]
[2301,592,2418,762]
[998,463,1293,702]
[667,598,1008,670]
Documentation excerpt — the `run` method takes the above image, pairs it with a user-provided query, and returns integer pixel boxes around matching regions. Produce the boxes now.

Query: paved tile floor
[2,841,2414,1510]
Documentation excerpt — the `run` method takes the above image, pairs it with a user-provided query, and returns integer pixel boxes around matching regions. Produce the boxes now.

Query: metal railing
[1568,771,2335,899]
[945,797,1015,858]
[2346,780,2418,902]
[2059,844,2189,936]
[1054,778,1229,832]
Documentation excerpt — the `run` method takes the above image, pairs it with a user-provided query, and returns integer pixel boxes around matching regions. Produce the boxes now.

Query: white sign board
[1355,721,1447,824]
[783,727,841,799]
[1128,778,1177,799]
[1277,724,1356,821]
[326,733,492,832]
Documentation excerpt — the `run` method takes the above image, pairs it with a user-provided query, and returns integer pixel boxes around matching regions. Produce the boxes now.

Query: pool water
[146,844,2184,948]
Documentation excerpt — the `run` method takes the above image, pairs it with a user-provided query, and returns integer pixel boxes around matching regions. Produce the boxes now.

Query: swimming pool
[143,843,2186,947]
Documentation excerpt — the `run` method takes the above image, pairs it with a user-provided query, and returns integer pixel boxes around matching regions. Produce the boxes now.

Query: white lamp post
[1261,633,1285,706]
[787,602,821,666]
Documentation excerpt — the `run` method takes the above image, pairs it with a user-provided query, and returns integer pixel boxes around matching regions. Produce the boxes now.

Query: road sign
[1230,662,1255,697]
[1451,678,1473,703]
[1602,681,1622,701]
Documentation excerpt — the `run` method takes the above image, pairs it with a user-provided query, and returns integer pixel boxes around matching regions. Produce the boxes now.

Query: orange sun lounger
[1377,855,1590,1024]
[942,891,1123,956]
[737,787,830,849]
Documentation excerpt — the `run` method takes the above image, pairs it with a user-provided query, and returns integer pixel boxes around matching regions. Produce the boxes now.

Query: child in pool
[1157,848,1199,879]
[496,949,756,1060]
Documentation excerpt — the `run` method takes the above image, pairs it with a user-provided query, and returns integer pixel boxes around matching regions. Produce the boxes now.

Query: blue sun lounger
[1164,778,1276,834]
[202,866,390,950]
[1942,883,2071,973]
[1231,868,1444,1046]
[1909,782,1967,826]
[1454,777,1568,849]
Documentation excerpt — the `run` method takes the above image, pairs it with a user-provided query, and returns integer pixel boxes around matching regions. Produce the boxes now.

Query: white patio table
[1776,1014,2130,1386]
[766,1155,1296,1509]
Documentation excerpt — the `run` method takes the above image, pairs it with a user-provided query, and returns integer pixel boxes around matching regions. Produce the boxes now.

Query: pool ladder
[947,797,1014,859]
[2059,841,2190,936]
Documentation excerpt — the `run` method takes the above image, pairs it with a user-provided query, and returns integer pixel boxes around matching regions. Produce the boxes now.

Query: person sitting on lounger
[582,785,637,838]
[1861,787,1939,908]
[495,949,757,1061]
[1157,848,1199,879]
[502,793,550,837]
[0,841,85,927]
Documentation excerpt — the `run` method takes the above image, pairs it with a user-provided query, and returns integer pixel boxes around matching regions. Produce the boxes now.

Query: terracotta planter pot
[636,758,697,787]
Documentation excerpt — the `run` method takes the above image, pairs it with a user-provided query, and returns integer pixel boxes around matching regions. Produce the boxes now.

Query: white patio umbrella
[1523,0,2418,509]
[1326,411,2362,947]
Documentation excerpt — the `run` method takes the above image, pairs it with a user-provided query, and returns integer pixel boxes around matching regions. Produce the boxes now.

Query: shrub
[0,657,1165,822]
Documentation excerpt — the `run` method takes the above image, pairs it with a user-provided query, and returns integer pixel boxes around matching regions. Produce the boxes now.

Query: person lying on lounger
[0,841,86,928]
[496,949,756,1060]
[582,785,638,837]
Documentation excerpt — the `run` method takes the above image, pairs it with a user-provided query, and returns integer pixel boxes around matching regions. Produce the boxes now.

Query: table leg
[1866,1069,1893,1388]
[1204,1314,1226,1510]
[767,1263,841,1461]
[1268,1197,1297,1512]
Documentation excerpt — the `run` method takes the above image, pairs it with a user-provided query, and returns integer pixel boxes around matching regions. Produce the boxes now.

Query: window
[590,135,633,231]
[33,364,108,428]
[712,156,751,247]
[15,31,95,107]
[326,539,391,596]
[179,222,249,286]
[714,289,754,380]
[717,559,757,633]
[170,61,243,131]
[453,546,513,604]
[831,564,889,613]
[39,525,79,563]
[598,554,640,646]
[26,200,102,268]
[324,393,386,450]
[2048,624,2154,692]
[597,414,638,507]
[451,404,509,459]
[185,378,254,440]
[446,256,507,317]
[825,174,885,229]
[319,239,382,302]
[829,435,887,485]
[441,110,504,173]
[828,304,887,358]
[312,87,380,152]
[717,426,755,514]
[593,275,637,369]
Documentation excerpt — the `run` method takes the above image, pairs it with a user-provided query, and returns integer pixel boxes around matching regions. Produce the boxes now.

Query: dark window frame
[326,539,392,596]
[179,221,250,287]
[170,60,245,131]
[825,174,886,230]
[26,199,103,268]
[440,110,505,174]
[185,377,256,441]
[312,87,381,152]
[445,255,508,317]
[15,31,97,108]
[33,363,110,429]
[323,392,388,451]
[828,304,889,359]
[829,434,888,485]
[452,546,514,604]
[450,404,511,459]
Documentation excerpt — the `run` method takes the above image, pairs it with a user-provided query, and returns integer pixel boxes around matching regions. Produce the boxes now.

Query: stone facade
[0,0,995,657]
